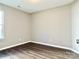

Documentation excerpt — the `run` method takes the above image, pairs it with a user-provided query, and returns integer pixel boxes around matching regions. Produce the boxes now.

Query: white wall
[0,3,72,50]
[72,0,79,52]
[0,4,31,49]
[32,6,72,48]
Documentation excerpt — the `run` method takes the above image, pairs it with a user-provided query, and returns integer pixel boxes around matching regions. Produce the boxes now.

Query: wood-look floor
[0,43,79,59]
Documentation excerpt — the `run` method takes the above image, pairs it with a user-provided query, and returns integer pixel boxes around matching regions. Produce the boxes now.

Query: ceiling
[0,0,75,13]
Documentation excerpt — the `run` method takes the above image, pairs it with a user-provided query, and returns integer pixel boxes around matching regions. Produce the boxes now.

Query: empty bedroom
[0,0,79,59]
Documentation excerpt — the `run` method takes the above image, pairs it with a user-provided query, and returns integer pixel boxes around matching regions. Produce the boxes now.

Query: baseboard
[31,41,79,54]
[31,41,72,50]
[0,41,71,51]
[0,41,31,51]
[71,49,79,54]
[0,40,79,54]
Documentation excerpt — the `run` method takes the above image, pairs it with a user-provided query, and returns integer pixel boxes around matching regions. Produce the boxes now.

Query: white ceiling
[0,0,75,13]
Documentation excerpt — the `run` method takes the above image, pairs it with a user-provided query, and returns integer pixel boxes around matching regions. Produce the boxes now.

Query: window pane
[0,11,3,24]
[0,25,4,39]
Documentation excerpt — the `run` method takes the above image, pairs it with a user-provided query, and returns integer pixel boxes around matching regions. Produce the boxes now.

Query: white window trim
[0,10,4,40]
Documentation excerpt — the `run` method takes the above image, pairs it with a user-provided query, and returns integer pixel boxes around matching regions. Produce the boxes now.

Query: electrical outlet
[76,39,79,44]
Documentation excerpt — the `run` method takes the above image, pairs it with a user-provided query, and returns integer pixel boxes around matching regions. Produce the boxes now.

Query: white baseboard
[71,49,79,54]
[31,41,79,54]
[0,40,79,54]
[31,41,72,50]
[0,41,31,51]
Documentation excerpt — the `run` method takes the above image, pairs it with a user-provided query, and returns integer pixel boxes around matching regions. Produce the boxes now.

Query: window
[0,11,4,39]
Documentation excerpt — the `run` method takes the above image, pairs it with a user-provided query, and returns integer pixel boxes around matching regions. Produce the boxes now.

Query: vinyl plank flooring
[0,43,78,59]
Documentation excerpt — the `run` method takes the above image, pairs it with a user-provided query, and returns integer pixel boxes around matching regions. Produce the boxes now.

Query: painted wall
[32,6,72,48]
[0,4,31,49]
[0,3,72,49]
[72,0,79,52]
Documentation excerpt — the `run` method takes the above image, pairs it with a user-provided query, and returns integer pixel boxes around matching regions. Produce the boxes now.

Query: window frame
[0,10,4,40]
